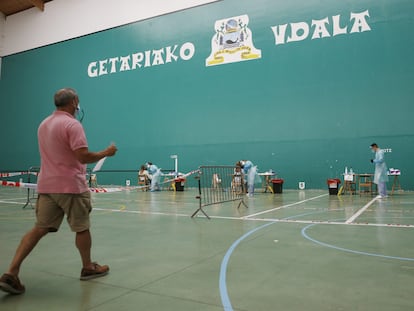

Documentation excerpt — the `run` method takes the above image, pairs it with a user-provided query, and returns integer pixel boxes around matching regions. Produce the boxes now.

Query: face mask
[75,104,80,115]
[75,105,84,122]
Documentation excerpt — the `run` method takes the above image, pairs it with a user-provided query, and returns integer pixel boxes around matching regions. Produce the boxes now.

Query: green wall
[1,0,413,189]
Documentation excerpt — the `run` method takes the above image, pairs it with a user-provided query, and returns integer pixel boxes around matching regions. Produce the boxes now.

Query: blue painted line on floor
[219,211,325,310]
[301,224,414,261]
[219,222,275,311]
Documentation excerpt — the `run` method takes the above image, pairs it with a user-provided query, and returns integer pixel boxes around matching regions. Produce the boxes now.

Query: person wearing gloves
[370,143,389,198]
[146,162,161,191]
[236,160,258,197]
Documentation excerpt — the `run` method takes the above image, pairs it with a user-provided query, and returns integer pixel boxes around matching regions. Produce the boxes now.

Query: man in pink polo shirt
[0,88,117,295]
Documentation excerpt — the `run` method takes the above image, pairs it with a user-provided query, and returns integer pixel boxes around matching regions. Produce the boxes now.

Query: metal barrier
[191,165,248,219]
[23,166,39,209]
[0,166,39,208]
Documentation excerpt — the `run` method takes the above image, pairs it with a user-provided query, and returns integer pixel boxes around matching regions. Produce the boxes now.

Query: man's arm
[74,144,118,164]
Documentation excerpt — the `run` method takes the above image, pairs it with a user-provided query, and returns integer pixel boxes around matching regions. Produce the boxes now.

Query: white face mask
[75,104,80,115]
[75,104,84,122]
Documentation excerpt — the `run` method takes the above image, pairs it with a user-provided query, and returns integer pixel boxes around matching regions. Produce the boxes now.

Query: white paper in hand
[93,157,106,172]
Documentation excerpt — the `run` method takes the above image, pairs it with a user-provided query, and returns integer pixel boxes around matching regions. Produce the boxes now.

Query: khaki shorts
[35,192,92,232]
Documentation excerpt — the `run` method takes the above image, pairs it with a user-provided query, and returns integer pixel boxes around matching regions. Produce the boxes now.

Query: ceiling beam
[28,0,45,12]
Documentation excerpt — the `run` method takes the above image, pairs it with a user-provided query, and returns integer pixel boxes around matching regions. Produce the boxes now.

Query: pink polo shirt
[37,110,89,193]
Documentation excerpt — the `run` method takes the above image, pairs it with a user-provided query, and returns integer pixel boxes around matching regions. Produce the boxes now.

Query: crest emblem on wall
[206,14,262,66]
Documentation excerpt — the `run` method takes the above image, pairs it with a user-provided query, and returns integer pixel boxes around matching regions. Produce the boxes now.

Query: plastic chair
[211,173,222,191]
[231,173,244,194]
[343,174,356,195]
[90,174,98,187]
[138,174,150,191]
[358,174,375,195]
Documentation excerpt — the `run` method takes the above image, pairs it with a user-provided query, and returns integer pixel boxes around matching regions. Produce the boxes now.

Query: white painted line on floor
[90,206,414,228]
[93,207,189,217]
[242,193,328,219]
[346,196,379,224]
[0,200,26,205]
[237,217,414,228]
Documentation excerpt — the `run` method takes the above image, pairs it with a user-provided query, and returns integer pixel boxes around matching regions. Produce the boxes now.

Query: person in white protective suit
[146,162,161,191]
[237,160,258,197]
[370,143,389,198]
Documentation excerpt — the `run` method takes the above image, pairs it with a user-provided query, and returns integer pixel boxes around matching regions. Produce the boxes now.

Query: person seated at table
[138,165,150,190]
[232,164,244,193]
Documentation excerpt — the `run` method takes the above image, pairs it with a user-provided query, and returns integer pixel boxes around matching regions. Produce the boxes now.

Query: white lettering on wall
[287,22,309,43]
[350,10,371,33]
[270,10,371,45]
[332,15,347,36]
[272,24,287,45]
[311,17,330,39]
[180,42,195,61]
[132,53,143,69]
[165,45,178,63]
[109,57,119,73]
[99,60,108,75]
[87,42,195,78]
[152,49,165,66]
[87,62,98,77]
[119,56,131,71]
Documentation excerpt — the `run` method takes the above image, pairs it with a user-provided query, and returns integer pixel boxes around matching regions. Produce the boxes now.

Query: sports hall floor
[1,186,413,311]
